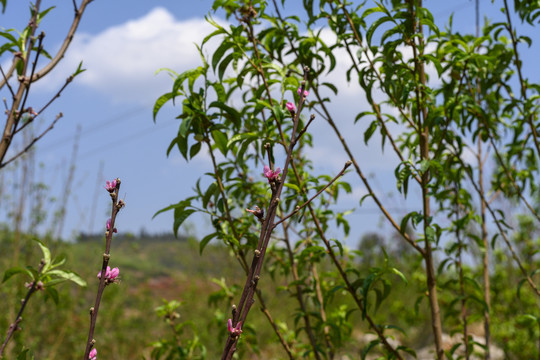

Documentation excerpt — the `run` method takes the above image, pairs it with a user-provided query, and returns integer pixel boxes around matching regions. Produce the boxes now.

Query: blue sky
[0,1,537,245]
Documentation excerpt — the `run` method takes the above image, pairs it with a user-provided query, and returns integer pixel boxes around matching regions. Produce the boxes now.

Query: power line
[38,105,147,154]
[78,119,176,159]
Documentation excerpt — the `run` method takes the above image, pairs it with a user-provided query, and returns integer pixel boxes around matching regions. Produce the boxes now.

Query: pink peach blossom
[227,318,243,336]
[286,102,296,113]
[104,179,117,192]
[263,165,281,182]
[297,87,309,97]
[89,348,97,360]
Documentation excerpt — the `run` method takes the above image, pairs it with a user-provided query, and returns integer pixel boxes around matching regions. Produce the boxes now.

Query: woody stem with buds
[0,260,46,358]
[83,179,124,360]
[222,66,339,360]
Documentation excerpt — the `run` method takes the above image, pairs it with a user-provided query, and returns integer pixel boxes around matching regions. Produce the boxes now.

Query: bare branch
[274,160,352,228]
[30,0,94,83]
[0,112,63,169]
[0,64,15,98]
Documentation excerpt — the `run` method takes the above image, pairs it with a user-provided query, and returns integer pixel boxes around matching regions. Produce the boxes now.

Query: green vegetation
[2,0,540,359]
[0,227,539,358]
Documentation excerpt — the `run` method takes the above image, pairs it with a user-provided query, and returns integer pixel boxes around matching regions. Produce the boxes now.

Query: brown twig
[0,113,63,169]
[0,64,15,98]
[30,0,94,83]
[502,0,540,160]
[281,221,321,359]
[222,67,310,359]
[0,113,64,169]
[274,161,352,228]
[456,153,540,297]
[204,131,293,358]
[0,0,41,165]
[272,0,424,256]
[0,0,93,167]
[83,179,124,359]
[0,260,46,358]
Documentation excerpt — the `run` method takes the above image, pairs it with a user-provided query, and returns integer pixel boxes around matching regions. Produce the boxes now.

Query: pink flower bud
[263,165,272,179]
[246,206,264,220]
[97,266,120,284]
[106,218,117,233]
[97,266,111,280]
[227,319,243,336]
[109,267,120,280]
[286,102,296,114]
[235,321,243,335]
[297,87,309,97]
[89,348,97,360]
[105,179,117,192]
[263,165,281,182]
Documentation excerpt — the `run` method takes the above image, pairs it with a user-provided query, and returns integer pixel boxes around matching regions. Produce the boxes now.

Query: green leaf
[154,92,174,122]
[17,348,31,360]
[34,239,51,267]
[283,182,299,192]
[218,52,235,80]
[209,101,241,128]
[45,270,87,287]
[36,6,55,26]
[153,200,191,219]
[212,40,232,71]
[332,239,344,257]
[211,130,228,156]
[44,286,59,305]
[199,232,217,255]
[3,267,32,283]
[226,132,257,148]
[366,15,392,45]
[391,268,408,285]
[173,209,196,237]
[72,61,86,77]
[363,120,378,144]
[190,142,202,159]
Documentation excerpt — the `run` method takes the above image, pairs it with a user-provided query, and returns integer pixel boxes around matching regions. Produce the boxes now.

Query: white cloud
[37,8,219,104]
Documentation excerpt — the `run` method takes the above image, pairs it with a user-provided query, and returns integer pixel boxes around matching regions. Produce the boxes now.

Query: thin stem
[406,1,444,357]
[487,130,540,223]
[274,160,352,228]
[30,0,94,83]
[0,113,63,169]
[282,221,321,360]
[306,199,404,359]
[0,260,46,358]
[311,261,333,359]
[457,154,540,297]
[502,0,540,160]
[340,32,421,184]
[205,137,249,273]
[0,64,15,98]
[478,130,491,360]
[0,0,41,165]
[19,32,45,118]
[0,0,94,166]
[453,186,469,360]
[0,62,17,92]
[205,135,293,357]
[335,0,417,132]
[83,180,123,359]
